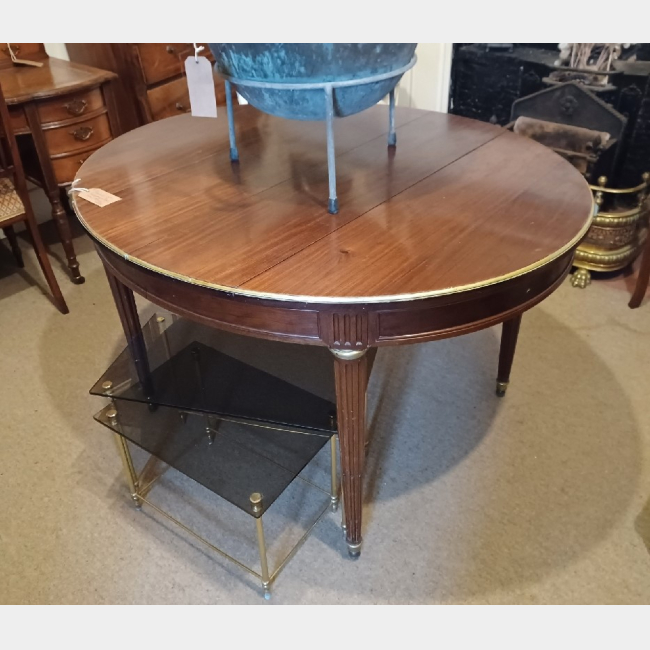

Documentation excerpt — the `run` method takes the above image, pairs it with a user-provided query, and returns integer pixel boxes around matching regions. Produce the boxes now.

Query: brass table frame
[105,402,339,600]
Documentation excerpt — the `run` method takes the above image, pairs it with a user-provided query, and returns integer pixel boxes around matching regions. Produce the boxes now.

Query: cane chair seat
[0,177,25,223]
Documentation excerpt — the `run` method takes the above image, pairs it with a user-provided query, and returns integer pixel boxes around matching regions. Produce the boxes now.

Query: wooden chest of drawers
[0,43,120,283]
[66,43,233,133]
[2,48,118,185]
[8,85,117,186]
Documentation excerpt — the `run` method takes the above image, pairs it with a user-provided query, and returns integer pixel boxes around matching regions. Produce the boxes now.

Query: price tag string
[68,179,90,193]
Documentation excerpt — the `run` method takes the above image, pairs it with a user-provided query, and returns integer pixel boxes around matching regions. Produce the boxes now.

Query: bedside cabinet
[66,44,235,133]
[0,43,119,283]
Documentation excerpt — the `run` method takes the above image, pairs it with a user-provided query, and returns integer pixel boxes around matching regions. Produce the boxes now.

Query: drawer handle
[166,46,176,54]
[71,126,94,142]
[175,102,186,111]
[64,98,88,116]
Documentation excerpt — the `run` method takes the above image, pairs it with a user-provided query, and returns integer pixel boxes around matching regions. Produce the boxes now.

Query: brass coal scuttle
[572,173,649,288]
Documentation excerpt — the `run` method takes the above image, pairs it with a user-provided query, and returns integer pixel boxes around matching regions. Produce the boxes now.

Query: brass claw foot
[571,267,591,289]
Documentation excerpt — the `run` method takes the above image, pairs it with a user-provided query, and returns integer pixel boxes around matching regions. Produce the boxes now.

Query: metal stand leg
[250,493,271,599]
[108,404,141,509]
[325,85,339,215]
[225,80,239,162]
[388,88,396,147]
[190,346,216,444]
[330,435,339,512]
[156,316,172,359]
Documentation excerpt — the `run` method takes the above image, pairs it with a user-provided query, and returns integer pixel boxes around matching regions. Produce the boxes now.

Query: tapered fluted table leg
[105,268,154,398]
[331,348,369,558]
[496,314,522,397]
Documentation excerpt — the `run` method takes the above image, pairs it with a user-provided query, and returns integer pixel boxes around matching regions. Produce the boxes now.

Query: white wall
[395,43,453,112]
[44,43,69,60]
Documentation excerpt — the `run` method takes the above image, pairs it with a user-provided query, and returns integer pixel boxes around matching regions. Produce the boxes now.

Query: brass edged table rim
[71,192,595,305]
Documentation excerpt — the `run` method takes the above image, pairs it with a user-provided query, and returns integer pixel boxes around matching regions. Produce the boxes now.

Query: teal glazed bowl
[208,43,417,120]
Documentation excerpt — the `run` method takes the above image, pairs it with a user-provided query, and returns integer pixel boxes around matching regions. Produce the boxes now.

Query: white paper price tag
[77,188,121,207]
[184,55,218,118]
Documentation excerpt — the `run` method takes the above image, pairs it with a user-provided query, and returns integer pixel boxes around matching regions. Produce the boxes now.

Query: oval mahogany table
[71,106,593,558]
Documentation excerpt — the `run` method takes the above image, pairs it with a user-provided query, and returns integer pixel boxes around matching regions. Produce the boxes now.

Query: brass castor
[496,380,509,397]
[347,540,362,559]
[571,267,591,289]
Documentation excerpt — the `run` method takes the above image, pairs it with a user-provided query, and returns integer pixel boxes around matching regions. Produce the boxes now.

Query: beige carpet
[1,219,650,605]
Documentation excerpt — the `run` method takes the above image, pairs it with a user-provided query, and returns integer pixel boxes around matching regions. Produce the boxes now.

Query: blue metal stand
[388,88,396,147]
[325,85,338,214]
[220,56,416,214]
[224,80,239,162]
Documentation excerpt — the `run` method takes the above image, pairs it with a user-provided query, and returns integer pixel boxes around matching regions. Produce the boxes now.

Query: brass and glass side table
[91,313,340,598]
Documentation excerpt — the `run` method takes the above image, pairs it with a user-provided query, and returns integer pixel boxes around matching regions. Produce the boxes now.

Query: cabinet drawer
[136,43,194,85]
[37,88,105,125]
[44,113,112,156]
[136,43,214,86]
[8,105,28,133]
[51,148,99,184]
[147,76,232,122]
[147,76,192,120]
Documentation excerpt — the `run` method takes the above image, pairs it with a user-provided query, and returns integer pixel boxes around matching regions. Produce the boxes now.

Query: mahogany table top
[72,106,593,304]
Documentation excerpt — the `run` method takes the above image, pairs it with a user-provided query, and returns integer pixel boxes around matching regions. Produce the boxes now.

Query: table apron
[374,250,574,345]
[98,243,575,349]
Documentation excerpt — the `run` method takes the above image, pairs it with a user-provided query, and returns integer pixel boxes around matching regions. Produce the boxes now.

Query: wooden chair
[626,173,650,309]
[630,230,650,308]
[0,81,68,314]
[628,173,650,309]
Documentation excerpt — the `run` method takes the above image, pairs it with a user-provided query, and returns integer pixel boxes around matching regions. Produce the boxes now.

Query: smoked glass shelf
[92,313,340,598]
[94,400,330,518]
[91,315,337,434]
